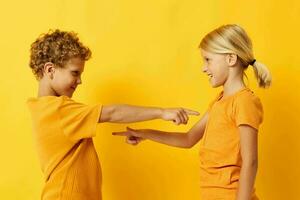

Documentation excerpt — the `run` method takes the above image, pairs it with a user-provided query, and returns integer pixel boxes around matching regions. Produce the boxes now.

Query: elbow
[183,144,193,149]
[100,105,119,123]
[186,142,196,149]
[182,133,200,148]
[182,137,196,149]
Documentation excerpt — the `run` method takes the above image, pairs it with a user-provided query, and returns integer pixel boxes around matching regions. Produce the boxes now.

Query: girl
[113,24,271,200]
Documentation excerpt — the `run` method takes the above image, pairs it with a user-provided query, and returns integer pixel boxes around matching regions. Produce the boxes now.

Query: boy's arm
[236,125,258,200]
[99,104,199,124]
[113,112,209,148]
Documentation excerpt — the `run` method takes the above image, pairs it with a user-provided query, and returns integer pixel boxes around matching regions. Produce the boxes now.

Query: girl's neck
[222,71,246,98]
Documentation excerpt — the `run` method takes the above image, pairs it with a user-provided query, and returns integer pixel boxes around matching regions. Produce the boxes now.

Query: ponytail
[251,60,272,88]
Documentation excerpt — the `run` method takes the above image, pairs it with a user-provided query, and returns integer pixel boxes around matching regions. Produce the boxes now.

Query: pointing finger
[112,131,131,136]
[183,109,200,116]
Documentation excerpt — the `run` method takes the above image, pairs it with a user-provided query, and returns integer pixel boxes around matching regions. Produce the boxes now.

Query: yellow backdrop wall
[0,0,299,199]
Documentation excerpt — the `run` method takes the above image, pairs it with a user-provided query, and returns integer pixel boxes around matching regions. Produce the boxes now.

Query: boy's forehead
[65,57,85,71]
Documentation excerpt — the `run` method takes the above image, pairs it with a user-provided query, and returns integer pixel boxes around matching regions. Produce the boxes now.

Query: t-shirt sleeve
[207,92,222,112]
[234,95,263,130]
[58,96,102,141]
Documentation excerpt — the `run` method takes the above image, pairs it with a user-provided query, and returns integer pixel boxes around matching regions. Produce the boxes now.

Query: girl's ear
[226,54,238,67]
[43,62,55,79]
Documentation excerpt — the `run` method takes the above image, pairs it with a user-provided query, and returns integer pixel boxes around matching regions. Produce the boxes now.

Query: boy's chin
[60,91,74,98]
[67,92,74,98]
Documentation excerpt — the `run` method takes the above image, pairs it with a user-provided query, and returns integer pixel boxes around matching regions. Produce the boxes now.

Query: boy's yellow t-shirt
[199,88,263,200]
[27,95,102,200]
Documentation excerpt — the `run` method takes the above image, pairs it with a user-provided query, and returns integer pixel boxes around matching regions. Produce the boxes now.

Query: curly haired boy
[27,29,199,200]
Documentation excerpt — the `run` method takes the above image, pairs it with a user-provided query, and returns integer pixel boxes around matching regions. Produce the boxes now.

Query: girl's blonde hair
[199,24,271,88]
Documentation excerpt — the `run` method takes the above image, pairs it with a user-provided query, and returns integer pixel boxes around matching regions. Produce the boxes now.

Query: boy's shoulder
[27,95,73,110]
[27,95,63,104]
[27,95,71,102]
[27,95,87,120]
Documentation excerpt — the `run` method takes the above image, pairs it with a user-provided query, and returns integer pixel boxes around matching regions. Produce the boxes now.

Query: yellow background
[0,0,299,199]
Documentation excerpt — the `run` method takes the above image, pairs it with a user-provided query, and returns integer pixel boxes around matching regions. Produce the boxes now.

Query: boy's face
[200,49,230,88]
[49,57,85,97]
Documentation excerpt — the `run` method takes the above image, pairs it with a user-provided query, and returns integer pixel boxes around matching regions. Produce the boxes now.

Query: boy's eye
[71,71,79,76]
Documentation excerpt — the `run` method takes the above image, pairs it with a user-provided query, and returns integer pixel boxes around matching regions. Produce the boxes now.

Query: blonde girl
[114,24,271,200]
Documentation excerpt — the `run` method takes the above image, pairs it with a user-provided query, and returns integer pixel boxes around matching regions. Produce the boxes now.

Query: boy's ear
[43,62,55,79]
[226,54,238,67]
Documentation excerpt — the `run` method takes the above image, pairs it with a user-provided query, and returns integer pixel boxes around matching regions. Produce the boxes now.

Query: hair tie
[249,59,256,66]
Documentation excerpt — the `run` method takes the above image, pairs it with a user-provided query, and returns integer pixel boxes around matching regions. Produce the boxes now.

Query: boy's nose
[77,77,82,85]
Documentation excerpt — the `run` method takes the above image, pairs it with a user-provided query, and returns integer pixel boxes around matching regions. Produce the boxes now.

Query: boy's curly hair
[29,29,92,80]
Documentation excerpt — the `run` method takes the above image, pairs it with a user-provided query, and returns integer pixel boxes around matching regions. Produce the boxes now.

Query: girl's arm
[113,112,209,148]
[236,125,258,200]
[99,104,199,124]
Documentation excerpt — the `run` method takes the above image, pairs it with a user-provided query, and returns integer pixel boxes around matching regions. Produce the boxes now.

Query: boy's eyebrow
[70,70,84,75]
[70,68,84,72]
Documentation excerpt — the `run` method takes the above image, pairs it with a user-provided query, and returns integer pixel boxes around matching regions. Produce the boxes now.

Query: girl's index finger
[112,131,130,136]
[126,127,137,131]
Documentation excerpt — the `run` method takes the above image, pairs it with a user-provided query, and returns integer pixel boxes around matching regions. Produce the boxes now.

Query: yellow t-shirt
[27,95,102,200]
[199,88,263,200]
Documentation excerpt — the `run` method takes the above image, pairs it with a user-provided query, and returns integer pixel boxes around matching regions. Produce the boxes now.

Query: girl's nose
[202,65,208,73]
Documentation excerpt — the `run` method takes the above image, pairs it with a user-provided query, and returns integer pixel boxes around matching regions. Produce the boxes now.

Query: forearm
[101,104,163,123]
[236,161,258,200]
[138,129,191,148]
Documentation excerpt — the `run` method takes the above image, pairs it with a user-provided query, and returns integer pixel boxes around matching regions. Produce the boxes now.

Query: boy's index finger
[183,109,200,116]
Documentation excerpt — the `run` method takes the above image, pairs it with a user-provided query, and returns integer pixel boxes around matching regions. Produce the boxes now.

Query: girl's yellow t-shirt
[199,88,263,200]
[27,95,102,200]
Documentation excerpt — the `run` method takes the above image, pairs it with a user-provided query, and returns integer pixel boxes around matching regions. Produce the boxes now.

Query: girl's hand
[113,127,145,145]
[126,135,144,145]
[161,108,199,125]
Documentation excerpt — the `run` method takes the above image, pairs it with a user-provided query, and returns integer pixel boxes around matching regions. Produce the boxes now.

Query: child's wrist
[136,131,144,138]
[157,108,164,119]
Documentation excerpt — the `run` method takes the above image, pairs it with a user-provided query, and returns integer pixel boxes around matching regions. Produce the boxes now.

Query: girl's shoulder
[232,88,263,113]
[234,88,261,104]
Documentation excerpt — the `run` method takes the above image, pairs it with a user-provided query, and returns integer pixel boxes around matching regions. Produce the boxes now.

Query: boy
[27,29,199,200]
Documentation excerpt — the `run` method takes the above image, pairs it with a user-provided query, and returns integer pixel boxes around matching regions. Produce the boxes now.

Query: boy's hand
[161,108,199,125]
[113,127,145,145]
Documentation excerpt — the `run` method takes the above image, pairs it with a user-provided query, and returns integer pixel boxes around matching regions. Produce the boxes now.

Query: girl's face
[201,49,230,88]
[50,57,84,97]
